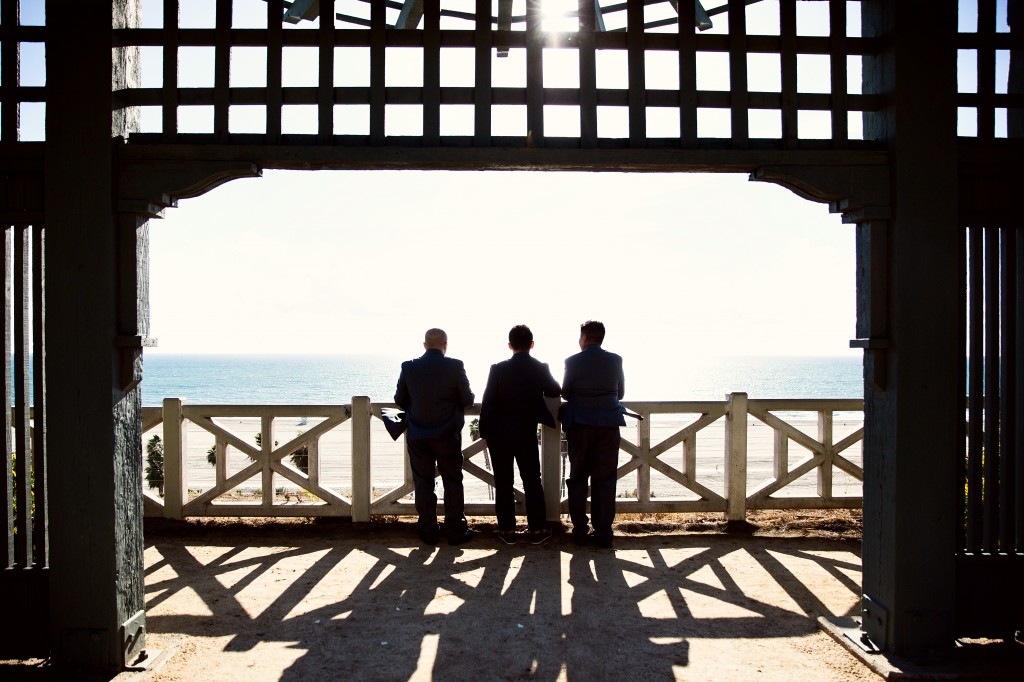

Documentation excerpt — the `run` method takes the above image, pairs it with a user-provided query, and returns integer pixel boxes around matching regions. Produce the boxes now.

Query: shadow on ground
[136,519,870,681]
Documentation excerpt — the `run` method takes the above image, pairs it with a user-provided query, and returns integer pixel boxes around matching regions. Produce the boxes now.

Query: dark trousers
[407,434,467,539]
[565,424,620,542]
[489,431,547,532]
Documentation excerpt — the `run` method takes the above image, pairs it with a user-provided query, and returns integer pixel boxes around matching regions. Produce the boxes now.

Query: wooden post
[261,415,273,512]
[351,396,371,522]
[541,396,561,522]
[773,427,789,481]
[636,409,651,503]
[724,392,748,522]
[45,1,148,671]
[817,409,833,499]
[859,0,959,655]
[162,398,187,520]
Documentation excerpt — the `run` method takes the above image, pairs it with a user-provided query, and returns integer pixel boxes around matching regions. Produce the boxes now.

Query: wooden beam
[396,0,425,29]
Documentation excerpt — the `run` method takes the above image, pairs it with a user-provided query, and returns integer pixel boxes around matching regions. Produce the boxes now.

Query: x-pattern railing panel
[178,404,353,516]
[147,394,862,520]
[617,401,729,512]
[745,398,863,508]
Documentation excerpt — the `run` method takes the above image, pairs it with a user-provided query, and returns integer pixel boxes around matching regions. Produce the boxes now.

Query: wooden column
[724,392,748,522]
[859,0,960,655]
[44,1,147,672]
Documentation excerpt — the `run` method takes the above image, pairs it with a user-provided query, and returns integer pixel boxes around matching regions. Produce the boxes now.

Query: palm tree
[205,431,310,474]
[145,435,164,496]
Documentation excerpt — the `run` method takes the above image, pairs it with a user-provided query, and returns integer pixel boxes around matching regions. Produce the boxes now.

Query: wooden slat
[727,0,748,147]
[31,225,46,565]
[318,0,336,143]
[967,226,984,551]
[829,0,848,143]
[12,225,31,567]
[984,224,1000,550]
[747,451,828,502]
[525,0,544,146]
[999,226,1016,549]
[648,410,724,458]
[267,0,284,142]
[1,227,11,568]
[978,0,997,139]
[648,458,725,503]
[473,0,492,145]
[0,1,19,143]
[423,0,441,145]
[578,0,598,148]
[371,481,416,508]
[163,0,180,140]
[626,0,646,145]
[214,0,231,141]
[187,415,262,459]
[677,0,698,146]
[956,222,968,552]
[370,0,386,144]
[780,0,798,147]
[184,459,263,511]
[1016,228,1024,551]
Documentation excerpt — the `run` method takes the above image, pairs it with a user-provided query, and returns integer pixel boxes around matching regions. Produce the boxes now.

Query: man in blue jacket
[395,328,475,546]
[560,320,625,548]
[479,325,562,545]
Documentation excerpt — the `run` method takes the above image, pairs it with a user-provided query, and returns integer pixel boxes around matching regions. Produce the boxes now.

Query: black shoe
[496,530,518,545]
[528,528,552,546]
[419,533,439,546]
[588,532,613,549]
[448,528,475,546]
[572,531,589,546]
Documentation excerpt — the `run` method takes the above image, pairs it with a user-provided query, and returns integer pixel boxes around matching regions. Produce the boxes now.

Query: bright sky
[148,169,858,365]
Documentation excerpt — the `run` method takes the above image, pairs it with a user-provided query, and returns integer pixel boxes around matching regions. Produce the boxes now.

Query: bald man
[395,328,475,545]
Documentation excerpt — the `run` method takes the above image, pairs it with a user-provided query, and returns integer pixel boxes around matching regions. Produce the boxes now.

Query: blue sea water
[139,353,863,407]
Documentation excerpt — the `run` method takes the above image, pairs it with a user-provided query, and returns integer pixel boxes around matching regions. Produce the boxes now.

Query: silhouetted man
[560,320,625,548]
[395,328,475,546]
[479,324,561,545]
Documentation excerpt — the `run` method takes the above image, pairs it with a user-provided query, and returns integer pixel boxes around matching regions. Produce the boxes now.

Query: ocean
[139,353,863,407]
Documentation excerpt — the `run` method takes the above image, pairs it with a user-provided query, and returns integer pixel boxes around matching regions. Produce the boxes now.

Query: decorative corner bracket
[750,165,890,225]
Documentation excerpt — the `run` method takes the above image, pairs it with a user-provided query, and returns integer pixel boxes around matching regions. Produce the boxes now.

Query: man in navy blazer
[560,320,626,548]
[478,325,561,545]
[395,328,475,545]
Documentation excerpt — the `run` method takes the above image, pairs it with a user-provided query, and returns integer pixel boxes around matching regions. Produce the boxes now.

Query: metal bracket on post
[120,609,149,670]
[850,337,889,392]
[861,592,890,652]
[116,335,158,392]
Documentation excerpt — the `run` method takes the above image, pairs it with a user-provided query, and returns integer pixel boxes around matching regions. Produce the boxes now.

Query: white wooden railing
[141,393,864,522]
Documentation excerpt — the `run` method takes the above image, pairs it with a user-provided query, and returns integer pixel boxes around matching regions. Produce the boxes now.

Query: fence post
[725,392,748,522]
[162,397,186,520]
[351,396,371,522]
[817,409,833,499]
[636,408,651,503]
[541,396,562,522]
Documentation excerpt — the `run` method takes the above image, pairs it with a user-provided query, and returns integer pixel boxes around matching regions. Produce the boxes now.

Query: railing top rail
[179,404,351,418]
[747,398,864,411]
[621,400,728,414]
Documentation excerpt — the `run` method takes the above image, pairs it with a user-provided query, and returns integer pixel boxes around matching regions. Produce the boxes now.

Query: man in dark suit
[560,320,626,549]
[479,325,561,545]
[395,328,475,546]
